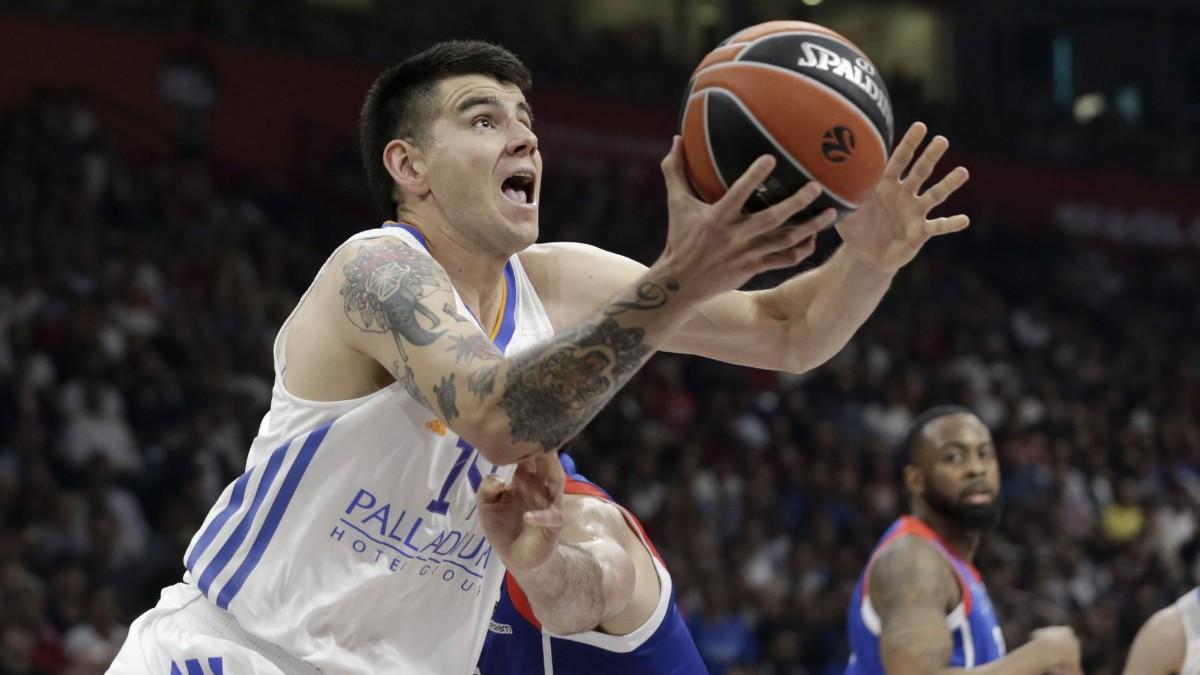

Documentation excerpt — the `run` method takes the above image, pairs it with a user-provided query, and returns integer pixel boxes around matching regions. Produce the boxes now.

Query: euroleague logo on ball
[821,126,856,163]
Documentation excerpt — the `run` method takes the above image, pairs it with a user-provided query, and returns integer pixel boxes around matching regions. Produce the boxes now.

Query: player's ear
[383,138,431,201]
[903,465,923,498]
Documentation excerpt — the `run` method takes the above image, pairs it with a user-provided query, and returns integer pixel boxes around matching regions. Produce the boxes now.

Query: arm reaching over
[476,454,646,635]
[871,537,1081,675]
[1123,604,1186,675]
[327,138,833,465]
[521,123,971,374]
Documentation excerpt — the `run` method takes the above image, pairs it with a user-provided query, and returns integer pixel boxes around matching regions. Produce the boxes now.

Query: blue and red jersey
[845,516,1006,674]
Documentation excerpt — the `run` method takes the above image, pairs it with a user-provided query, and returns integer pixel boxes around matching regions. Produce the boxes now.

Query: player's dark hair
[901,405,976,465]
[359,40,532,219]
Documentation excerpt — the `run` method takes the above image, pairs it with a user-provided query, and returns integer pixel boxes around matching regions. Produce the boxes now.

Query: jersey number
[427,438,495,514]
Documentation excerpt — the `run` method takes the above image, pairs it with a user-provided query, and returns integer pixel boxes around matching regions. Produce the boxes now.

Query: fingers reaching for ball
[660,136,697,206]
[714,154,777,220]
[882,122,927,181]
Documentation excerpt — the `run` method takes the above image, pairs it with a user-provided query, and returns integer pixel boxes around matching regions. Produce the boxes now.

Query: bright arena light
[1073,92,1106,123]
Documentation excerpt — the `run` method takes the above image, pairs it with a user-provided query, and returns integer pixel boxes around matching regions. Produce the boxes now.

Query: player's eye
[473,117,495,129]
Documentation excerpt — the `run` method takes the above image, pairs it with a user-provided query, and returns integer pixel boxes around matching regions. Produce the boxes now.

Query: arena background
[1,0,1199,673]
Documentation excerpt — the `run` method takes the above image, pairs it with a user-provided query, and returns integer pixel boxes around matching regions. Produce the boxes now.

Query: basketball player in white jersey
[1123,588,1200,675]
[110,40,971,674]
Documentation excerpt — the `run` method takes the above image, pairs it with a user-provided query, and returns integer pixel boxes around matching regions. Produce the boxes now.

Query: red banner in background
[3,12,1197,250]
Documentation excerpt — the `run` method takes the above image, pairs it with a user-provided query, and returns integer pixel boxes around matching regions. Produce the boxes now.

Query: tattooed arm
[870,537,1080,675]
[336,139,850,463]
[333,237,695,465]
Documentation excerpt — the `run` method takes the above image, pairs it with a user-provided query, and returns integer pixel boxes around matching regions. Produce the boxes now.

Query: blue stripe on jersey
[208,658,224,675]
[170,662,183,675]
[492,262,519,352]
[385,222,429,250]
[196,439,292,599]
[184,659,204,675]
[382,221,519,353]
[558,453,608,496]
[216,421,333,608]
[185,463,256,573]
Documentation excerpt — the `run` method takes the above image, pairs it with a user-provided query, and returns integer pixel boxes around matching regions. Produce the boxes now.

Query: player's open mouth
[961,487,995,505]
[500,171,536,207]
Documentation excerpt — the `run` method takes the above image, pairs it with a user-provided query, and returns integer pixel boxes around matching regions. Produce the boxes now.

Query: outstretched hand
[655,136,837,301]
[836,122,971,274]
[477,452,566,573]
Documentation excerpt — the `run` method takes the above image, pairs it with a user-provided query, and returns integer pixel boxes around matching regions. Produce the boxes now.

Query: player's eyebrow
[456,95,534,124]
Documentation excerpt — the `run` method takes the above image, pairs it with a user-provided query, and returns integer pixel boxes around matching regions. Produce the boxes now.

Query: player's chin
[494,202,539,243]
[497,201,538,226]
[952,501,1001,529]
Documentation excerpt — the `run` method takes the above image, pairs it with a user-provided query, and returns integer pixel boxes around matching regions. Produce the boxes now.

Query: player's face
[918,414,1001,530]
[421,74,541,255]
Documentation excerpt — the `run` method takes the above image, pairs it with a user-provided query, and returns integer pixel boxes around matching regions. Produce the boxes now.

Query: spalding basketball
[679,21,894,219]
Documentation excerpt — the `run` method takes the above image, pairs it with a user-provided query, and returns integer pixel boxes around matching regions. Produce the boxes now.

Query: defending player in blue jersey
[845,406,1083,675]
[475,453,707,675]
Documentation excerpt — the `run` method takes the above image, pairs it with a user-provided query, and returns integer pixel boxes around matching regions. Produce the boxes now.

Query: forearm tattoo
[604,279,681,315]
[500,277,679,451]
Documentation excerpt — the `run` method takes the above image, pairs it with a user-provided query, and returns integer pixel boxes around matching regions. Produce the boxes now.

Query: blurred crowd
[4,0,1198,177]
[3,82,1199,675]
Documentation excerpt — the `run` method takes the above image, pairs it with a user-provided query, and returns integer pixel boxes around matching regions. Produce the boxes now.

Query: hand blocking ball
[680,21,895,221]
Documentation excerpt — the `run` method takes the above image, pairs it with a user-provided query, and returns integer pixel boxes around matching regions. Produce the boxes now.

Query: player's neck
[912,507,982,561]
[403,216,510,332]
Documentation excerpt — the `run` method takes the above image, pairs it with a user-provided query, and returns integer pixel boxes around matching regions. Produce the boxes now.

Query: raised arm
[331,138,830,465]
[871,537,1080,675]
[520,239,885,373]
[1122,605,1185,675]
[521,122,971,374]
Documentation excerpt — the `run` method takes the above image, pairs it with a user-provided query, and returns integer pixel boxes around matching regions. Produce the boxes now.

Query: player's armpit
[869,537,959,675]
[1122,605,1185,675]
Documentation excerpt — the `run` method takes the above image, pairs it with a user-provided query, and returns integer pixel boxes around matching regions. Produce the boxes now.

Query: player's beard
[925,486,1001,531]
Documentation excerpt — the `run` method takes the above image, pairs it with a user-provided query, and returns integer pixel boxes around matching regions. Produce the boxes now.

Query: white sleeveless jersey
[1178,588,1200,675]
[181,224,555,674]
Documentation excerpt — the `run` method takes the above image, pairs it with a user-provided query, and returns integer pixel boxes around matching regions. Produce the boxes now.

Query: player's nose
[963,454,987,477]
[506,123,538,157]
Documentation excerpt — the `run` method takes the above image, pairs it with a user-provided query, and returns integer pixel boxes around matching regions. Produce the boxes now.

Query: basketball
[680,20,895,219]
